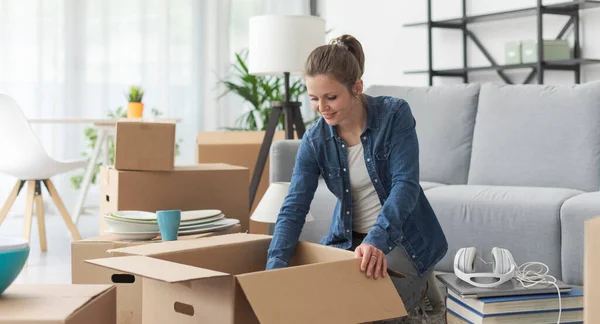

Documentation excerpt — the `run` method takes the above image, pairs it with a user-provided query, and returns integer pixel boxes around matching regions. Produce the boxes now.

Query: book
[447,286,583,314]
[437,273,572,298]
[446,310,583,324]
[446,294,584,324]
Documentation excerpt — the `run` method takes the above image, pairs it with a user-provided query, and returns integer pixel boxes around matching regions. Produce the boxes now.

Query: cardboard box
[99,164,249,233]
[115,120,176,171]
[585,216,600,323]
[72,225,241,324]
[196,131,287,234]
[88,233,407,324]
[0,284,116,323]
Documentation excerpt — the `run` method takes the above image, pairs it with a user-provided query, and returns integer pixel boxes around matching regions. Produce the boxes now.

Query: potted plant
[220,50,315,131]
[126,85,145,118]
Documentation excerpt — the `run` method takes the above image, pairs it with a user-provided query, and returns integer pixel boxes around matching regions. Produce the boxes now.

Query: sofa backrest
[468,81,600,192]
[366,84,480,185]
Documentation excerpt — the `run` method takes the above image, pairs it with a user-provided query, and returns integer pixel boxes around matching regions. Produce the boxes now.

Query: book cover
[447,286,583,314]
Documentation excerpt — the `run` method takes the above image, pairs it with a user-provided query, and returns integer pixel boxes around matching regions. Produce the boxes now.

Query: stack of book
[446,286,584,323]
[437,273,584,323]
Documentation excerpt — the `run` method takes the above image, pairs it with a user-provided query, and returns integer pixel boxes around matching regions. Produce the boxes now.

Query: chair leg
[34,181,47,252]
[43,179,82,241]
[0,180,25,226]
[22,180,36,244]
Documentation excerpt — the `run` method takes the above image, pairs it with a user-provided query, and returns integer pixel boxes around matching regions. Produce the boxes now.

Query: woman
[266,34,448,323]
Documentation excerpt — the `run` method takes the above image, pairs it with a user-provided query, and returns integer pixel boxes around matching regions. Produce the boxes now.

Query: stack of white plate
[104,209,240,241]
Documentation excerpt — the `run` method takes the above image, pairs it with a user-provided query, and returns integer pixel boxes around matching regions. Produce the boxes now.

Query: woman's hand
[354,243,387,279]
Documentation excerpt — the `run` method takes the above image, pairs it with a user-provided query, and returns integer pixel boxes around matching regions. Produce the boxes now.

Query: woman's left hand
[354,243,387,279]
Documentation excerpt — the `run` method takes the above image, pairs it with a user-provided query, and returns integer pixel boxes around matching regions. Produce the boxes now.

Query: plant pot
[127,102,144,118]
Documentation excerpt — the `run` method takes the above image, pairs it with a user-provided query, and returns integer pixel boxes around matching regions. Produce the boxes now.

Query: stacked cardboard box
[196,131,287,234]
[100,121,250,233]
[86,121,250,324]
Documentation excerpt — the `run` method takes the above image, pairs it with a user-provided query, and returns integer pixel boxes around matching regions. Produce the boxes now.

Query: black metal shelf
[404,0,600,27]
[405,59,600,75]
[406,0,595,85]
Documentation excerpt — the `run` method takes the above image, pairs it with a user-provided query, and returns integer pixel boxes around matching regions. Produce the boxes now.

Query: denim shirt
[266,95,448,276]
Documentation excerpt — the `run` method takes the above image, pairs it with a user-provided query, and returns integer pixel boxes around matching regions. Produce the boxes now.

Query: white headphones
[454,247,516,288]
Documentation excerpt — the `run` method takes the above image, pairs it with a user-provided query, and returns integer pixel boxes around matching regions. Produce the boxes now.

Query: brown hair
[304,34,365,93]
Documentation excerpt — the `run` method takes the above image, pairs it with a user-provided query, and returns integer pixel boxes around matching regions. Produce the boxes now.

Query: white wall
[318,0,600,87]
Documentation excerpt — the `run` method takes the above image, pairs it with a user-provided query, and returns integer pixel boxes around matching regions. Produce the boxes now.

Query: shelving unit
[404,0,600,85]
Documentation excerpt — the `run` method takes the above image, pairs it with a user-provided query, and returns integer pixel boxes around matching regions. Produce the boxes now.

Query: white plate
[107,211,157,222]
[178,218,239,235]
[179,214,225,227]
[104,217,159,233]
[106,231,159,241]
[181,210,222,222]
[178,218,233,231]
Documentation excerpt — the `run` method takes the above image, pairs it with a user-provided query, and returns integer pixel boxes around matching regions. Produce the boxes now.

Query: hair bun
[330,34,365,77]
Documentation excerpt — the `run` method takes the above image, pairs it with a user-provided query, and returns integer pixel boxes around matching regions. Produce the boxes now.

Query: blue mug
[157,210,181,241]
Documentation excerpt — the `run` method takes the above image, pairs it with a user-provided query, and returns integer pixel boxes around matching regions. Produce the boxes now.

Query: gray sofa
[269,81,600,286]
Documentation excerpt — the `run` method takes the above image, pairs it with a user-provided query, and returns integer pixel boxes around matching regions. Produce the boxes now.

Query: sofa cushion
[468,81,600,191]
[560,192,600,285]
[366,84,479,185]
[421,181,445,190]
[425,185,583,279]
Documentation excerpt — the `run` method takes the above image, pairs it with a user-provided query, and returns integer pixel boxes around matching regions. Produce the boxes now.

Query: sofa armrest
[270,140,301,183]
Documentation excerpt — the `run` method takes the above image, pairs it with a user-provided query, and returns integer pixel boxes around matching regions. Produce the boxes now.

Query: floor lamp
[247,15,325,208]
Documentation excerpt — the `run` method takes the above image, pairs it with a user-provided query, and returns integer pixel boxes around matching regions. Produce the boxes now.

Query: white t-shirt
[347,143,382,233]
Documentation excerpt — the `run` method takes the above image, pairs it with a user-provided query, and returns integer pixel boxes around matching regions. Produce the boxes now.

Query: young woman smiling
[266,34,448,323]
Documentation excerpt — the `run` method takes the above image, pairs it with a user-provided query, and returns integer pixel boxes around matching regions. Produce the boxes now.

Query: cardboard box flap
[2,284,113,299]
[0,285,114,322]
[236,259,406,324]
[108,233,271,256]
[86,256,229,283]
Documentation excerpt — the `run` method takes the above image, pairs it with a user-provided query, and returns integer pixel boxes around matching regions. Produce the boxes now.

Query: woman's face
[305,74,361,127]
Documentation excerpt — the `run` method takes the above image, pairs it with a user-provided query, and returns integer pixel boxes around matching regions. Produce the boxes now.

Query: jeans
[351,235,435,323]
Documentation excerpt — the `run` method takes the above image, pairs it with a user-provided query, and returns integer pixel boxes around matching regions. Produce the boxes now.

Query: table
[28,118,180,225]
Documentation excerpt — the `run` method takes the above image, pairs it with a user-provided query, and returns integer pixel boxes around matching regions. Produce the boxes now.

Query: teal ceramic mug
[157,210,181,241]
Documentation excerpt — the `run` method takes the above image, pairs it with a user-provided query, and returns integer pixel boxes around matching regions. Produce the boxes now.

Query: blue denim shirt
[266,95,448,276]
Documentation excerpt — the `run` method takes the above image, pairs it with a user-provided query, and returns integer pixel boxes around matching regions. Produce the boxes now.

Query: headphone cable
[513,261,562,324]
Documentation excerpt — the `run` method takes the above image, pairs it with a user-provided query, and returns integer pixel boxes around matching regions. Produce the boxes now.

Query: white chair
[0,94,83,251]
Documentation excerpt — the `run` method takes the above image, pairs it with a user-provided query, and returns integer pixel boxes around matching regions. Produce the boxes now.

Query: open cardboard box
[87,233,407,324]
[0,284,116,324]
[72,224,241,324]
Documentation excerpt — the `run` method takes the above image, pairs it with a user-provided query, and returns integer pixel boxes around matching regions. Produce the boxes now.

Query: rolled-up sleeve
[266,135,320,269]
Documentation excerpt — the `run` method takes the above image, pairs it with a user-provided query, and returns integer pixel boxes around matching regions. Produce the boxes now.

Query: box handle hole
[111,274,135,284]
[105,195,110,202]
[174,302,195,316]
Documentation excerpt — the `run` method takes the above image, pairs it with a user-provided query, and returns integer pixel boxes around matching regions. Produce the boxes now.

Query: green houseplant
[220,50,316,131]
[126,85,145,118]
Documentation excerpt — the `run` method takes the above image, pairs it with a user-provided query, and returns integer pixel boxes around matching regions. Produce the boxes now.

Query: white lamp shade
[248,15,326,76]
[250,182,314,223]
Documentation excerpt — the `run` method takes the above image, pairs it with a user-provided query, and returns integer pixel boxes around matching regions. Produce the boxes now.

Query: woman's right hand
[354,243,388,279]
